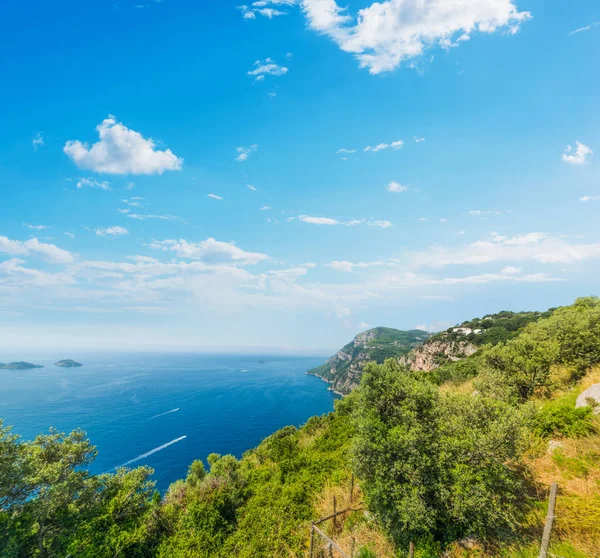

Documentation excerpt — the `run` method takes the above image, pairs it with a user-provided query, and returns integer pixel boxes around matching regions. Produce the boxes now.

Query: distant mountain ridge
[307,327,430,394]
[309,310,556,394]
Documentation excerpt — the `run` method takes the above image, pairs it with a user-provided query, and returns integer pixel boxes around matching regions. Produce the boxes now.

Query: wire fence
[308,481,561,558]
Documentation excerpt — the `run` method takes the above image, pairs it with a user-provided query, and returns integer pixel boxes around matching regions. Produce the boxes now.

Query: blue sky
[1,0,599,353]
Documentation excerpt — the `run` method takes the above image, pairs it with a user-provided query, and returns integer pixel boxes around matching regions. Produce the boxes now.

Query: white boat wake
[116,436,187,469]
[150,408,180,419]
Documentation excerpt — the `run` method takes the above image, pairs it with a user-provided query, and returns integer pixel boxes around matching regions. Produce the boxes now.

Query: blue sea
[0,354,337,491]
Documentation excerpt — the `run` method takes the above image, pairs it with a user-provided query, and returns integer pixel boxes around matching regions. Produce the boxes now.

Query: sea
[0,353,338,492]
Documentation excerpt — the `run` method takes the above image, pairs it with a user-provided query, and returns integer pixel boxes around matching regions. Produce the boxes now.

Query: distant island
[0,361,44,370]
[55,359,83,368]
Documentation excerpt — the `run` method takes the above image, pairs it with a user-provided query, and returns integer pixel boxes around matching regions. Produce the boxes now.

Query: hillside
[400,309,555,372]
[2,298,600,557]
[307,327,430,394]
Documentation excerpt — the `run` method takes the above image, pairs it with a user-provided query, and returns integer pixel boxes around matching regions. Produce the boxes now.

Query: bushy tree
[476,297,600,402]
[0,424,157,557]
[354,360,527,548]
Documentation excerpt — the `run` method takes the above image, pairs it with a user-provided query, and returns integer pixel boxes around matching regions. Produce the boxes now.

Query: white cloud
[469,209,502,216]
[32,132,44,150]
[414,137,426,143]
[501,266,521,274]
[336,148,356,154]
[267,267,308,281]
[236,145,258,162]
[77,177,110,190]
[407,232,600,268]
[65,232,75,239]
[260,205,271,210]
[387,180,408,193]
[299,215,341,225]
[23,223,49,230]
[238,0,297,19]
[297,215,391,228]
[359,321,370,329]
[562,141,593,165]
[364,140,403,152]
[208,194,223,200]
[121,197,143,207]
[0,259,77,287]
[149,238,269,265]
[570,22,599,35]
[95,226,129,237]
[247,58,289,81]
[64,115,183,175]
[580,195,600,202]
[0,236,74,264]
[301,0,531,74]
[126,213,182,221]
[369,220,393,229]
[247,184,258,191]
[327,260,386,272]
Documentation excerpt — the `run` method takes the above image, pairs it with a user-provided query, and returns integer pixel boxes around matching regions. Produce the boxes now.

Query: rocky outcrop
[399,338,478,372]
[307,328,430,394]
[576,384,600,414]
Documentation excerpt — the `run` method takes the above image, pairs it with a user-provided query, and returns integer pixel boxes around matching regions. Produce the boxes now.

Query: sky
[1,0,599,354]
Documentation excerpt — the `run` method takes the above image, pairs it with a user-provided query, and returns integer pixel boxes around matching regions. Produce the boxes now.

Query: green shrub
[532,395,596,438]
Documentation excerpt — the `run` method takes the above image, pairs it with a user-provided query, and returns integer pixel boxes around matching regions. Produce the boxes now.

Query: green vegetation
[2,298,600,556]
[433,309,556,347]
[308,327,430,394]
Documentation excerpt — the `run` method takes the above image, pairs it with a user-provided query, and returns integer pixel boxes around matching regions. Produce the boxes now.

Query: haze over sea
[0,354,337,491]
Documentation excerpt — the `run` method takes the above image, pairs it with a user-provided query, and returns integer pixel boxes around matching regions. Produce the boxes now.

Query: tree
[0,424,157,557]
[353,360,442,546]
[353,359,527,548]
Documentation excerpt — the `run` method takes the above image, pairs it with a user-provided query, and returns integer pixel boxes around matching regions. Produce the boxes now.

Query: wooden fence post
[350,473,355,504]
[310,523,315,558]
[408,541,414,558]
[538,482,558,558]
[333,496,337,533]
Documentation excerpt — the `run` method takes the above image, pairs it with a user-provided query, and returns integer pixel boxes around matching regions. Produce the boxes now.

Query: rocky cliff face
[399,338,478,372]
[307,328,430,394]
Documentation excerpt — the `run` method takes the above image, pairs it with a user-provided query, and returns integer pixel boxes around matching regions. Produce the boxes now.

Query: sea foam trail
[150,408,180,419]
[117,436,187,469]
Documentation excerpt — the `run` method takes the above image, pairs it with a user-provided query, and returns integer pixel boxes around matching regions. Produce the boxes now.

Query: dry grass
[579,365,600,392]
[439,378,476,395]
[310,482,396,557]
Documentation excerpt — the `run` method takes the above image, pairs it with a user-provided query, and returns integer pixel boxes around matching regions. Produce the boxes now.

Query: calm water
[0,353,337,491]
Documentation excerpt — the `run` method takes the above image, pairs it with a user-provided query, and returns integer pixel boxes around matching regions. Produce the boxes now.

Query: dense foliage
[433,309,555,347]
[1,297,600,557]
[354,360,527,549]
[0,425,157,557]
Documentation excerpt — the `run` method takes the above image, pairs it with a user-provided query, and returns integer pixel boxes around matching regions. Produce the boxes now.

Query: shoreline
[305,370,345,397]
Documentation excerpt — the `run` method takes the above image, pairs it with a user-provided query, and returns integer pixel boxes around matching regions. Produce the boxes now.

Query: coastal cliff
[307,327,430,394]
